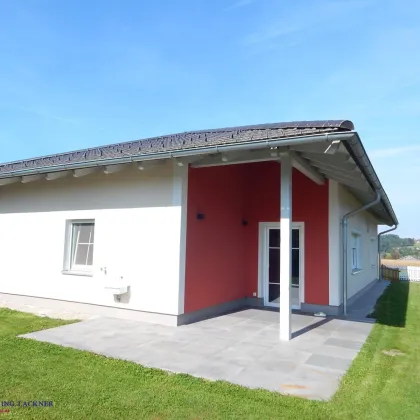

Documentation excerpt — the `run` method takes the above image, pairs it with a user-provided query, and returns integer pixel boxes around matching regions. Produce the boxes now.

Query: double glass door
[265,227,301,308]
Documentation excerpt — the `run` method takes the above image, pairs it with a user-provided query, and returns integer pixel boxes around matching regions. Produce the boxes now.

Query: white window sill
[351,269,363,275]
[61,270,93,277]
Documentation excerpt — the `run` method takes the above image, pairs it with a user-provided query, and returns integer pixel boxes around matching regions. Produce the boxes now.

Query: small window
[64,220,95,274]
[351,232,362,271]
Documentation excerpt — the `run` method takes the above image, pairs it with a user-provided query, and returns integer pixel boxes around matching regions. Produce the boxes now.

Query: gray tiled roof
[0,120,353,176]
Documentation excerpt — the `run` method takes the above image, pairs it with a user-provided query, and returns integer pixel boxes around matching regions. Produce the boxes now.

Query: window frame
[62,219,95,276]
[350,231,362,272]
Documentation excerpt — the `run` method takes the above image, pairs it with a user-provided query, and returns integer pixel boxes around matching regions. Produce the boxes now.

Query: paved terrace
[20,281,388,402]
[19,282,388,400]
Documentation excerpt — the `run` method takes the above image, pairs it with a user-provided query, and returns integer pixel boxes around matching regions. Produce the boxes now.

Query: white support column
[280,154,292,341]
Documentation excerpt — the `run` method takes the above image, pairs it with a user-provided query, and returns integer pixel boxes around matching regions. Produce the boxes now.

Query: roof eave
[0,131,354,179]
[0,129,397,227]
[343,133,398,227]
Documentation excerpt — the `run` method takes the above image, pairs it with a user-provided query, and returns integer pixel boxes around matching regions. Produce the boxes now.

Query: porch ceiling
[190,140,392,225]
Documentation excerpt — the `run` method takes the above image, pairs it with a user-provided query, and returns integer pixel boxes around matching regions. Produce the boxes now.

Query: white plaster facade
[328,180,379,307]
[0,161,187,323]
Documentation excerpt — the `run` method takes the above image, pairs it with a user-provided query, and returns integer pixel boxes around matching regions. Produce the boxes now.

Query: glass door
[266,227,300,307]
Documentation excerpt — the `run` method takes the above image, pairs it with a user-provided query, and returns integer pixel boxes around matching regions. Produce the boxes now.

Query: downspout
[342,191,381,316]
[377,225,398,279]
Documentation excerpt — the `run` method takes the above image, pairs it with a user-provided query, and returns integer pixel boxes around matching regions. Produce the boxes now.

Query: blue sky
[0,0,419,236]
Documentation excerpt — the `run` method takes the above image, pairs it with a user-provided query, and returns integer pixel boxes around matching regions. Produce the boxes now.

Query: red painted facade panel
[184,165,247,313]
[184,162,329,313]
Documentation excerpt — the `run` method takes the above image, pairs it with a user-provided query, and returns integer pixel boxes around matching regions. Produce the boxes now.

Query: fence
[381,265,400,282]
[400,266,420,282]
[381,264,420,282]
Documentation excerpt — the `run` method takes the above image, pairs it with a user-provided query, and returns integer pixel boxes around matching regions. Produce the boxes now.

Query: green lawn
[1,282,419,419]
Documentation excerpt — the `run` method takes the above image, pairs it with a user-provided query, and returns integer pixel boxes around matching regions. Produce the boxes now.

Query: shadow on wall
[0,163,175,213]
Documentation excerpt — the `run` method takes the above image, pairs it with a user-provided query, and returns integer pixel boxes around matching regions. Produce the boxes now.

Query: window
[351,232,362,271]
[63,220,95,275]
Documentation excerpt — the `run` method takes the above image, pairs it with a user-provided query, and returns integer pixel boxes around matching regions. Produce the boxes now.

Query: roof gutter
[342,191,381,316]
[0,131,356,179]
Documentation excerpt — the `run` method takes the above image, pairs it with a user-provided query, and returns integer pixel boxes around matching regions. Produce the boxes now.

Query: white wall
[329,182,379,305]
[0,161,186,316]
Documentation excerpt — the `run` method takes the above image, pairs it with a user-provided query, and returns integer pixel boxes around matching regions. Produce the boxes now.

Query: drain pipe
[377,225,398,279]
[342,191,381,316]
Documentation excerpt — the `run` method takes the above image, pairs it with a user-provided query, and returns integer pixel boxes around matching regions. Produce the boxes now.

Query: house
[0,120,398,340]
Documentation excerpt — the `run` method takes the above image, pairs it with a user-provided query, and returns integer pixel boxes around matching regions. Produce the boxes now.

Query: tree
[391,248,401,260]
[380,234,400,252]
[381,234,417,253]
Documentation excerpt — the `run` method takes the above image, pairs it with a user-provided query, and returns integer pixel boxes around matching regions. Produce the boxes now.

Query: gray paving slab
[257,358,299,374]
[241,327,286,347]
[290,364,342,382]
[338,320,374,334]
[287,335,331,352]
[21,303,376,401]
[230,318,274,330]
[231,366,291,392]
[325,337,365,350]
[193,316,247,330]
[213,342,269,365]
[187,359,245,382]
[261,346,312,364]
[310,344,359,360]
[177,334,238,350]
[305,354,353,372]
[228,309,266,319]
[246,311,279,324]
[143,350,208,374]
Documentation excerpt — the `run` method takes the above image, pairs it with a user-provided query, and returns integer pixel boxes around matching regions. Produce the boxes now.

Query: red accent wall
[184,165,246,313]
[184,162,329,313]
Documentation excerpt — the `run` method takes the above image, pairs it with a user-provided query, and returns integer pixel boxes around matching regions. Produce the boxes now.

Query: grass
[0,282,419,419]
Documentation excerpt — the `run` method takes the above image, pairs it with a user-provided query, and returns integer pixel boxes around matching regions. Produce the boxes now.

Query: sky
[0,0,419,237]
